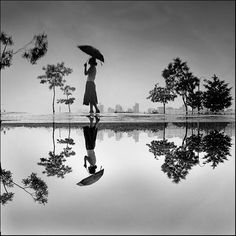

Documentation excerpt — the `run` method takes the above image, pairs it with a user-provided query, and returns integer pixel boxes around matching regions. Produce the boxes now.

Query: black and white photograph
[1,0,235,235]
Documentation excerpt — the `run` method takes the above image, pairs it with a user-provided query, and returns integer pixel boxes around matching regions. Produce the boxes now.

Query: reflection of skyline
[2,122,235,141]
[115,132,123,141]
[96,130,104,141]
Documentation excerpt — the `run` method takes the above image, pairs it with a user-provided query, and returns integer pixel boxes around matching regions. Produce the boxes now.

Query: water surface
[1,122,235,235]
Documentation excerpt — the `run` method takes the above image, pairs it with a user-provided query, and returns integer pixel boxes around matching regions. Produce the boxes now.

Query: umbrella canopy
[77,45,104,63]
[77,169,104,186]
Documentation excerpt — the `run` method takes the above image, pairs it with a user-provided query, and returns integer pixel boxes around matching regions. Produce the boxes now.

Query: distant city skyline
[1,1,235,114]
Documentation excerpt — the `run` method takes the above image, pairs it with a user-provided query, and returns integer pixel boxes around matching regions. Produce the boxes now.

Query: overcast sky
[1,1,235,114]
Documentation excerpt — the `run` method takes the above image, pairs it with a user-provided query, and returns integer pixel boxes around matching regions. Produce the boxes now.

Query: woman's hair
[88,57,97,66]
[88,165,97,174]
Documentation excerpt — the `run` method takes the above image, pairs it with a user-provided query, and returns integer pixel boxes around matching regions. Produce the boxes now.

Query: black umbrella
[77,168,104,186]
[77,45,105,63]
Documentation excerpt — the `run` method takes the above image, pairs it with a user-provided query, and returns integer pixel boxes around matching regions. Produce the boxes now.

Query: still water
[1,122,235,235]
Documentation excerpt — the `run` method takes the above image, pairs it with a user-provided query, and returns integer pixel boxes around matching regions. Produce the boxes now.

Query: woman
[83,57,100,116]
[83,115,100,174]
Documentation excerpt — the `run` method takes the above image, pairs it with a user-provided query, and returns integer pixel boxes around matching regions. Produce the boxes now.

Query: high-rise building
[147,108,155,113]
[115,104,123,112]
[97,130,104,141]
[107,107,115,113]
[133,103,139,113]
[132,130,140,142]
[98,104,104,113]
[115,132,123,141]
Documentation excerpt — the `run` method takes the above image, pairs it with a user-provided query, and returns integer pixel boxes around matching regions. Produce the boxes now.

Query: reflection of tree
[1,166,48,205]
[147,122,232,183]
[38,122,73,178]
[202,130,231,169]
[57,123,75,157]
[147,123,176,159]
[161,124,199,183]
[161,147,199,183]
[147,139,176,159]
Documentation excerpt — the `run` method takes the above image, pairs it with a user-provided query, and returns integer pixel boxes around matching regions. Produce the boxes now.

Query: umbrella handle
[85,58,89,64]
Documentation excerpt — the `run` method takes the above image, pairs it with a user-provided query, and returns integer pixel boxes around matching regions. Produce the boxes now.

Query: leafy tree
[57,123,76,157]
[201,130,231,168]
[203,74,232,113]
[57,85,76,113]
[37,62,73,114]
[161,146,199,183]
[0,32,48,70]
[186,90,204,114]
[162,57,200,114]
[0,32,13,69]
[1,167,48,205]
[38,122,73,178]
[147,84,176,114]
[147,139,176,159]
[38,151,72,178]
[147,123,176,159]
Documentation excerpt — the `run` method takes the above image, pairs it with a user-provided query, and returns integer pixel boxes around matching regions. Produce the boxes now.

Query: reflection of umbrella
[77,45,104,63]
[77,169,104,186]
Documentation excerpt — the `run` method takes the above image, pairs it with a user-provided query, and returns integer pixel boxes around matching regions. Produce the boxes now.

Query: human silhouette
[83,116,100,174]
[83,57,100,116]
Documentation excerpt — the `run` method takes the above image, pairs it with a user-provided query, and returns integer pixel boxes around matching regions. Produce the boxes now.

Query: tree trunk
[163,103,166,114]
[182,122,188,146]
[163,122,166,140]
[182,95,188,115]
[52,121,55,154]
[66,95,71,113]
[52,86,55,114]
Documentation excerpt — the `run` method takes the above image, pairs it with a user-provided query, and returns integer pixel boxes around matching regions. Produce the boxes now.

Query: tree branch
[13,38,34,55]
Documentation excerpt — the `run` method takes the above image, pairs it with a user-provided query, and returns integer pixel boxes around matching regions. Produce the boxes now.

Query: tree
[147,123,176,159]
[186,91,204,114]
[38,122,73,178]
[147,84,176,114]
[161,124,199,183]
[203,74,232,113]
[161,146,199,183]
[0,32,48,70]
[162,57,200,115]
[57,85,76,113]
[37,62,73,114]
[57,123,76,157]
[201,130,231,169]
[1,167,48,205]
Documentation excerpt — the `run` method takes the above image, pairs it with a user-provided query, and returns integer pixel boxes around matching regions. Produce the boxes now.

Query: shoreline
[1,112,235,124]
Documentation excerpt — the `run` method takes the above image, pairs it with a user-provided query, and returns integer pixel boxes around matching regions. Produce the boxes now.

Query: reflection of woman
[83,57,100,116]
[83,116,100,174]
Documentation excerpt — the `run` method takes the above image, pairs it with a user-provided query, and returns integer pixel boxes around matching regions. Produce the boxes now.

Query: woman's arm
[84,155,88,168]
[84,63,88,75]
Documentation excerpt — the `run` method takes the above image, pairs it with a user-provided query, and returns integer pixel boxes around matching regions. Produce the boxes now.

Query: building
[107,107,115,113]
[98,104,104,113]
[115,104,123,113]
[147,108,155,113]
[133,103,139,113]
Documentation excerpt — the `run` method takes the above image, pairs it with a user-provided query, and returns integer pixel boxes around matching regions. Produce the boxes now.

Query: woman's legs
[89,103,94,113]
[93,103,100,113]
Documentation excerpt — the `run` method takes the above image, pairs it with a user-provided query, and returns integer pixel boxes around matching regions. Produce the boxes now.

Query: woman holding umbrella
[78,45,104,116]
[83,57,100,116]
